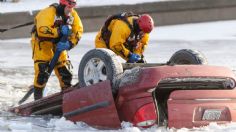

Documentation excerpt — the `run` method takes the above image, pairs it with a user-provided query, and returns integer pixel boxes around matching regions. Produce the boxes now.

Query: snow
[1,19,236,132]
[0,0,177,13]
[1,0,236,132]
[152,21,236,41]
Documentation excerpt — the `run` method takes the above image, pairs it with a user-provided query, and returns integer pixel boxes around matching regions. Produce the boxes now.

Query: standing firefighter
[95,12,154,63]
[31,0,83,100]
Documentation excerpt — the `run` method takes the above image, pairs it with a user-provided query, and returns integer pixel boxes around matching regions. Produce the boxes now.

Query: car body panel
[116,94,155,122]
[119,65,236,95]
[9,91,64,116]
[9,65,236,129]
[63,80,121,129]
[168,90,236,128]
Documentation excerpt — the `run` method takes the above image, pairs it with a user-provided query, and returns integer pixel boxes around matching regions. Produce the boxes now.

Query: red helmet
[137,14,154,33]
[60,0,76,8]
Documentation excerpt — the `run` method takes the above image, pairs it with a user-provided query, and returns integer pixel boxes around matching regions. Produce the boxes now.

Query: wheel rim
[83,58,107,86]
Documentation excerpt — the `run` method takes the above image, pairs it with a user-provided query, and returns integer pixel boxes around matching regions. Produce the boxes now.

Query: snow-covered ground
[0,0,178,13]
[1,0,236,131]
[1,20,236,131]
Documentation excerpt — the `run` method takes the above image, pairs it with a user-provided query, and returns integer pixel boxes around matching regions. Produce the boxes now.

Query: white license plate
[202,109,222,121]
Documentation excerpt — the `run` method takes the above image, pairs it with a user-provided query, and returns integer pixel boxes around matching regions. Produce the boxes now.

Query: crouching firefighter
[95,12,154,63]
[31,0,83,100]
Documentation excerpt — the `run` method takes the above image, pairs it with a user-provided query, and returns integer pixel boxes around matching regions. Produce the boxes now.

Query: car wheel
[168,49,208,65]
[78,48,123,92]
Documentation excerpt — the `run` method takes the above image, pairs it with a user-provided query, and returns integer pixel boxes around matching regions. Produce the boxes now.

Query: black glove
[136,55,147,63]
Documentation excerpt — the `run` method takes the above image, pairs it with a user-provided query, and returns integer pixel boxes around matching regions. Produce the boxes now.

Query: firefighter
[31,0,83,100]
[95,12,154,63]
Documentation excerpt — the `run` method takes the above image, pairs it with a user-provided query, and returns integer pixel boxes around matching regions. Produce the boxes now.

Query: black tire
[168,49,208,65]
[78,48,123,91]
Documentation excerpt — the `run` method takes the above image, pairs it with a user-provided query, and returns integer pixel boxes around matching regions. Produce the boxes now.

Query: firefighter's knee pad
[37,62,49,85]
[57,65,72,87]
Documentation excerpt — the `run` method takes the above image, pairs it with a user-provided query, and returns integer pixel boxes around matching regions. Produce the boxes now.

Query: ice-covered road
[0,20,236,131]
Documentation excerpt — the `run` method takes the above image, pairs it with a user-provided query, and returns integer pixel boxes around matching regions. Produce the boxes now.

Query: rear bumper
[168,90,236,128]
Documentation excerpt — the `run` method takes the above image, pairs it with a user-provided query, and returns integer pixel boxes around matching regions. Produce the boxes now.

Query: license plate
[202,109,222,121]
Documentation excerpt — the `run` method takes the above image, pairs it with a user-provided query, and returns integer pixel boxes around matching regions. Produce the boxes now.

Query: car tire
[168,49,208,65]
[78,48,123,92]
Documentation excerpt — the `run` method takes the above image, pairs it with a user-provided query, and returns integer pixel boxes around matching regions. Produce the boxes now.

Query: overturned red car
[10,48,236,129]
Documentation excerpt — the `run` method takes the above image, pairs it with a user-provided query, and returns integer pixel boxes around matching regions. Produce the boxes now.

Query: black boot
[34,87,43,101]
